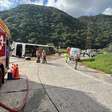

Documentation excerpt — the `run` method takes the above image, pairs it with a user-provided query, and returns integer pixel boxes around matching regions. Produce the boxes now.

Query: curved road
[13,57,112,112]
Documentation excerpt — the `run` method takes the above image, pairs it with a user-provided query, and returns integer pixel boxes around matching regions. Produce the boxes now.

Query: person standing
[67,47,71,62]
[64,53,69,63]
[67,47,71,56]
[42,49,47,63]
[36,48,41,63]
[74,49,81,70]
[70,48,80,70]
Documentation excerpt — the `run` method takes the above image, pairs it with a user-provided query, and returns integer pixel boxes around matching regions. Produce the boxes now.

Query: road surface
[0,57,112,112]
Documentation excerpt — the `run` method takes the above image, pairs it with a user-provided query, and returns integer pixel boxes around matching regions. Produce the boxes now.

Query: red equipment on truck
[0,19,29,112]
[0,19,11,87]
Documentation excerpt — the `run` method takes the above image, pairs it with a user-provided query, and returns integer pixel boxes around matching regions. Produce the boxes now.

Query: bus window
[16,44,22,57]
[49,47,55,54]
[25,45,38,57]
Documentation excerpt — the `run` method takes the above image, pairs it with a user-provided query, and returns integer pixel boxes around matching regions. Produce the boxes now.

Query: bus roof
[13,42,54,48]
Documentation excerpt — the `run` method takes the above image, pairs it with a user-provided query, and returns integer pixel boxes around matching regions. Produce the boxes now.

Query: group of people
[36,48,47,63]
[64,47,81,69]
[36,47,80,68]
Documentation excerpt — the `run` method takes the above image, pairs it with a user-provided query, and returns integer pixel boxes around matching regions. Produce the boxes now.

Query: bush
[80,58,95,62]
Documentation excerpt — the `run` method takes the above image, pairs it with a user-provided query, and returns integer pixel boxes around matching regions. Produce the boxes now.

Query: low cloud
[46,0,112,17]
[0,0,112,17]
[0,0,12,10]
[103,8,112,15]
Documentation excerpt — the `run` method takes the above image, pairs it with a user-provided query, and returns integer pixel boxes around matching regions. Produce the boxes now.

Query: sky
[0,0,112,17]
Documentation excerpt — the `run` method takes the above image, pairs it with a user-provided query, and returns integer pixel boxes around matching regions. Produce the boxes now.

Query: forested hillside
[79,15,112,48]
[0,4,112,49]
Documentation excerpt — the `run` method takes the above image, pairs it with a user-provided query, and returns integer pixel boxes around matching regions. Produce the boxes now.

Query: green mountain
[0,4,112,49]
[0,4,85,48]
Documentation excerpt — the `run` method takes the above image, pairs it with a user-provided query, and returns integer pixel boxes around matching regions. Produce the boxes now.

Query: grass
[80,58,95,62]
[81,53,112,74]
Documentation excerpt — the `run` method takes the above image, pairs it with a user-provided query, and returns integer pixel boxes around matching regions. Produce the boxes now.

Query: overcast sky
[0,0,112,17]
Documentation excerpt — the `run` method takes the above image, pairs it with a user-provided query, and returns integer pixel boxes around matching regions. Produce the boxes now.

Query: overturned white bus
[11,42,55,57]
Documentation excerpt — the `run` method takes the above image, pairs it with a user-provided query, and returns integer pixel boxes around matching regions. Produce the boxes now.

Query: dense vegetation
[103,43,112,52]
[0,4,112,49]
[0,4,86,48]
[82,53,112,74]
[79,15,112,49]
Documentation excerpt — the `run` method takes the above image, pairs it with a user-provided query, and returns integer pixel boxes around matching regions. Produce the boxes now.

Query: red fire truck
[0,19,11,87]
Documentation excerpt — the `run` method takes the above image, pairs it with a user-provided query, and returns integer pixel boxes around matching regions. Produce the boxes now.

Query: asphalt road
[1,57,112,112]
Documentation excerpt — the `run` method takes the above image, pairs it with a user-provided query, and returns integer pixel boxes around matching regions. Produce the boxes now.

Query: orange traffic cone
[11,64,15,79]
[14,64,20,80]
